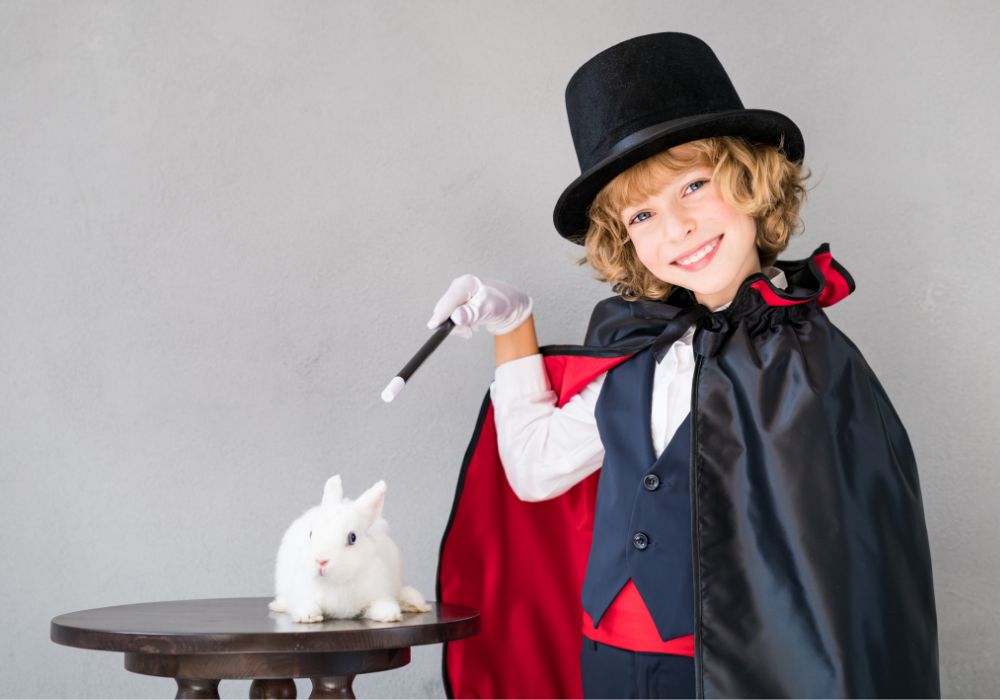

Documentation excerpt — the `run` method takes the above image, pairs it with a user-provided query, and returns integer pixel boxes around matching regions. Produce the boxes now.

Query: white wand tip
[381,376,405,403]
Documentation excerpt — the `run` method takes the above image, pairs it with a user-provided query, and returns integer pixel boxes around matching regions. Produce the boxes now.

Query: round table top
[50,597,479,654]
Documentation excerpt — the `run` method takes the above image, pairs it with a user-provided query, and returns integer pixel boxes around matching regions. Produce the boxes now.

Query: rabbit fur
[268,475,432,623]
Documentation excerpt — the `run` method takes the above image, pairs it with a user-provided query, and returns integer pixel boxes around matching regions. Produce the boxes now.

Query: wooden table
[50,596,479,699]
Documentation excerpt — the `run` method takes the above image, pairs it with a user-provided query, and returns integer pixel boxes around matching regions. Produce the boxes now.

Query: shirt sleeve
[489,353,606,502]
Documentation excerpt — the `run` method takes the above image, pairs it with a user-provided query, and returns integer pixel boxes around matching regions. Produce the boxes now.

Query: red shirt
[581,578,695,656]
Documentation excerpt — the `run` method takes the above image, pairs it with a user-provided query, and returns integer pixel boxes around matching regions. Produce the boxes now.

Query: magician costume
[435,32,940,698]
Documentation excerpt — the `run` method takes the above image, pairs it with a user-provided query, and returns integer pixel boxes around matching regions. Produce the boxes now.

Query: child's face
[620,146,762,310]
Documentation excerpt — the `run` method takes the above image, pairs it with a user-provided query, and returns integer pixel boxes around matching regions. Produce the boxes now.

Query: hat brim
[552,109,804,244]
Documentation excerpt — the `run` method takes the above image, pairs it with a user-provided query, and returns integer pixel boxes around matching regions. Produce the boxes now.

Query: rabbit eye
[308,530,312,539]
[347,532,357,545]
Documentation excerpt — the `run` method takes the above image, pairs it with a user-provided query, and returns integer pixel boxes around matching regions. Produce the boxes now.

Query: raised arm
[490,350,605,502]
[427,275,605,502]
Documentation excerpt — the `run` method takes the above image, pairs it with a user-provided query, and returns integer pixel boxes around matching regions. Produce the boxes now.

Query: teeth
[676,237,720,265]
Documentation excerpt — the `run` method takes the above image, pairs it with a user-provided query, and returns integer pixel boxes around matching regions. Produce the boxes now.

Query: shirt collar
[716,265,788,311]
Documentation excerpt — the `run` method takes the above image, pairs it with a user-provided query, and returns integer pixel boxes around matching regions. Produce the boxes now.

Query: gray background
[2,1,997,697]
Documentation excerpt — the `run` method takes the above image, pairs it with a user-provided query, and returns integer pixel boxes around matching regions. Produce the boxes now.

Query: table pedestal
[125,648,410,699]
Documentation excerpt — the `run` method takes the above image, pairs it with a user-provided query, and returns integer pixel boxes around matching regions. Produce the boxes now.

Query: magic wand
[380,318,456,402]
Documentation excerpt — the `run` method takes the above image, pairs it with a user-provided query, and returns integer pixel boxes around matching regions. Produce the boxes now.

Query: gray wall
[2,1,997,697]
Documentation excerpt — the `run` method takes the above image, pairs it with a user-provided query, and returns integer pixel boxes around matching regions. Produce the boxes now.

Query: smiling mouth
[671,234,723,268]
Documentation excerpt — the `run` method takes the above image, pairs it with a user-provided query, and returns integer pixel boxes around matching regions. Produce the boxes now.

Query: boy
[433,32,939,699]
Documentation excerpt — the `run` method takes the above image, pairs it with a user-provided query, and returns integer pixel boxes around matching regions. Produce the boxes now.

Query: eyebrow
[621,202,645,219]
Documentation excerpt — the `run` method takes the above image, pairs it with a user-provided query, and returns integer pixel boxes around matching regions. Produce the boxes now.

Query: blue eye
[685,178,708,194]
[626,179,708,226]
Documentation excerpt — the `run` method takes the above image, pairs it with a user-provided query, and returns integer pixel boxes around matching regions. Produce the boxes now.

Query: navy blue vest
[580,345,694,641]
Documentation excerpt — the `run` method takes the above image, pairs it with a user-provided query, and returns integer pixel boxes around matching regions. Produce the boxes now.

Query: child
[433,32,939,699]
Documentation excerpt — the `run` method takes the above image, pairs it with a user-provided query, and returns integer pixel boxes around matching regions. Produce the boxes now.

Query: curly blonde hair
[577,135,813,302]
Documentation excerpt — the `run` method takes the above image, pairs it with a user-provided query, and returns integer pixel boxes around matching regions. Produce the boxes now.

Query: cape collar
[584,242,856,362]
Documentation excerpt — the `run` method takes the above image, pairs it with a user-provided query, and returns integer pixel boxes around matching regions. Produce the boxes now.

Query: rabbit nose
[316,559,329,567]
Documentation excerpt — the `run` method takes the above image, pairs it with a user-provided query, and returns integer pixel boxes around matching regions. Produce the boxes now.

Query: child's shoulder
[583,292,689,349]
[583,295,630,346]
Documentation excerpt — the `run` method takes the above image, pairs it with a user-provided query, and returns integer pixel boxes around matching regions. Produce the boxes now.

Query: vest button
[632,532,649,550]
[643,474,660,491]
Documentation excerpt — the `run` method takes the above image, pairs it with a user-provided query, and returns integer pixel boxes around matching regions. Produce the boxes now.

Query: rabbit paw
[290,602,325,624]
[398,585,432,613]
[365,597,403,623]
[268,596,288,613]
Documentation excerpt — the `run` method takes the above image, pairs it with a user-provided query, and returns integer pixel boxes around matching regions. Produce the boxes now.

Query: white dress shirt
[489,267,788,502]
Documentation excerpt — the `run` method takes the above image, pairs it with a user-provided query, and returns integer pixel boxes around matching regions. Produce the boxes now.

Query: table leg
[309,675,355,699]
[250,678,296,698]
[175,678,220,699]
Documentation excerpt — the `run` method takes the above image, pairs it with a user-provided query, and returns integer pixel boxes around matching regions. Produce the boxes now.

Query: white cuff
[492,353,551,401]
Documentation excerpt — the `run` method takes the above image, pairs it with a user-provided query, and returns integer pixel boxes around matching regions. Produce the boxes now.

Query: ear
[353,480,386,530]
[321,475,343,508]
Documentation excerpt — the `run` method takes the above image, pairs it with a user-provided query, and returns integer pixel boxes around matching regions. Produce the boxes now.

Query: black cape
[436,242,940,698]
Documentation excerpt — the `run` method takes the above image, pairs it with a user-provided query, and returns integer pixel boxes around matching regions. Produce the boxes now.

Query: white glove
[426,274,533,339]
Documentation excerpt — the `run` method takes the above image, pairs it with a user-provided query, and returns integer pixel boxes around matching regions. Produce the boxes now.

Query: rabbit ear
[353,480,386,529]
[321,475,343,507]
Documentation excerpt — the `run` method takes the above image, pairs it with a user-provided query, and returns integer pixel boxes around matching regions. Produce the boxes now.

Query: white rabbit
[268,475,433,624]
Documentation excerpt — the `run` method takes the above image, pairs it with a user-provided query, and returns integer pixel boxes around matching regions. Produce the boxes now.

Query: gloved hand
[426,274,533,339]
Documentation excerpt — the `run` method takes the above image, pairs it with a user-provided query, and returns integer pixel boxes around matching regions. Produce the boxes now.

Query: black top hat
[553,32,804,244]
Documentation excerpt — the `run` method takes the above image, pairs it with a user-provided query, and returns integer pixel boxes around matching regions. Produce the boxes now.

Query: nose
[661,209,696,243]
[316,559,329,567]
[653,213,697,262]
